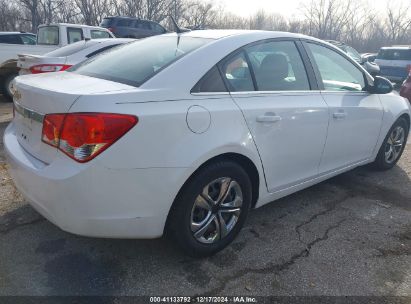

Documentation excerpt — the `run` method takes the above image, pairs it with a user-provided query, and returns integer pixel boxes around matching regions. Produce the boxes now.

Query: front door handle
[256,113,282,123]
[333,112,347,119]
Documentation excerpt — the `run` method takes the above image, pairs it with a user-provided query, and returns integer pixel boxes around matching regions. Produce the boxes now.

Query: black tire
[168,161,252,257]
[373,117,409,170]
[1,73,17,101]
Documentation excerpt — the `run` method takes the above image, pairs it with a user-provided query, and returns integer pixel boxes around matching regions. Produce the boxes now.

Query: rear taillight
[29,64,72,74]
[42,113,138,162]
[108,27,116,33]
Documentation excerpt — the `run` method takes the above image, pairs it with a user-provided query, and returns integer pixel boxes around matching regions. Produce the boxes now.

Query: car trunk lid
[17,54,66,75]
[12,72,136,163]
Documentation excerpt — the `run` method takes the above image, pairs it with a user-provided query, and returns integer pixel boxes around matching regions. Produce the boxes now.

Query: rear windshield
[46,40,99,57]
[100,18,113,28]
[71,35,212,87]
[37,26,59,45]
[377,49,411,60]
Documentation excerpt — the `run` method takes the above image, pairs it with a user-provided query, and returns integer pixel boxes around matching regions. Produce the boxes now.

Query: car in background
[5,31,410,257]
[375,46,411,84]
[0,32,36,45]
[326,40,380,76]
[100,16,166,38]
[17,38,133,75]
[1,23,115,100]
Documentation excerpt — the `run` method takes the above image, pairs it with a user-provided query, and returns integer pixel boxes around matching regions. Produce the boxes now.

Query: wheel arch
[165,152,261,233]
[399,112,410,129]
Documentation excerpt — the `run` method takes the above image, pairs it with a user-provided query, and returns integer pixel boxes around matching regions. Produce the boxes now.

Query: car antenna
[169,16,190,34]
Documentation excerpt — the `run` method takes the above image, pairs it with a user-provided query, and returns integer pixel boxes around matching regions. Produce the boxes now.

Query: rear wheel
[168,161,252,257]
[373,117,409,170]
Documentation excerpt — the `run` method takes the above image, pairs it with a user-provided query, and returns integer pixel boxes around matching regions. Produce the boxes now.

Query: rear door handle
[256,113,282,123]
[333,112,347,119]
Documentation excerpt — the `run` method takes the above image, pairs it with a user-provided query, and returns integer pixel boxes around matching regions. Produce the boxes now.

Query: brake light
[29,64,72,74]
[108,27,116,33]
[42,113,138,162]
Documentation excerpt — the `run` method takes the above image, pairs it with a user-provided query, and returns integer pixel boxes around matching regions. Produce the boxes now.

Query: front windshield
[70,35,212,87]
[37,26,59,45]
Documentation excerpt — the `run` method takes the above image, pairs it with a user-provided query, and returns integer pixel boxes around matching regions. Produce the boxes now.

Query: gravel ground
[0,97,410,297]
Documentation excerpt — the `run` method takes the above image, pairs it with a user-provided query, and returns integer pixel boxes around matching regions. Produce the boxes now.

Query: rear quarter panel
[69,90,267,205]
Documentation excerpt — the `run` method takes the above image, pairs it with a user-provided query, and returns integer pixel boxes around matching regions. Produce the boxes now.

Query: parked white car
[4,30,411,257]
[17,38,133,75]
[0,23,114,99]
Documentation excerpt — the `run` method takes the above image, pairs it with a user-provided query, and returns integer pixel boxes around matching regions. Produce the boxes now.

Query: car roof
[104,16,156,22]
[167,30,311,40]
[0,32,35,35]
[380,46,411,50]
[38,23,110,30]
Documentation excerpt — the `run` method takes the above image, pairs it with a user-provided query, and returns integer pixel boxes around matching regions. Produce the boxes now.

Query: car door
[303,41,383,174]
[222,40,329,192]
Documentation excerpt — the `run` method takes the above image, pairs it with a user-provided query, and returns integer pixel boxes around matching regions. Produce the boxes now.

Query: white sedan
[17,38,133,75]
[4,30,410,257]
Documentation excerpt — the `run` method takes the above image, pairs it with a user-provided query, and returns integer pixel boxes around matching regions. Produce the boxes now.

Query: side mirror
[370,76,393,94]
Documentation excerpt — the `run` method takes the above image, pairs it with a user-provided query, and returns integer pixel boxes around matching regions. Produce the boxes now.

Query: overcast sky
[218,0,394,18]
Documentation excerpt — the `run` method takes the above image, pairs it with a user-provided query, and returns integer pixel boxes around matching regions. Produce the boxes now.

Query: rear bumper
[4,121,184,238]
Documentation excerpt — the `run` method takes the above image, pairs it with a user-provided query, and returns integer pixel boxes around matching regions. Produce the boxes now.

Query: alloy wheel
[190,177,243,244]
[385,126,405,164]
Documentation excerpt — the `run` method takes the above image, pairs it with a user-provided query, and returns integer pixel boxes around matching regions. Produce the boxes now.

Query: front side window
[37,26,59,45]
[67,27,83,44]
[245,41,310,91]
[91,30,110,39]
[220,52,254,92]
[306,43,365,91]
[71,36,212,87]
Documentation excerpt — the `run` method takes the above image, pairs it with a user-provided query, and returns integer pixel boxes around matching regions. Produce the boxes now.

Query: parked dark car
[0,32,36,45]
[326,40,380,76]
[100,16,167,38]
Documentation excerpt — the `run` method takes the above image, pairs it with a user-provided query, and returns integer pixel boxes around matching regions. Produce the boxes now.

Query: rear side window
[245,41,310,91]
[220,52,254,92]
[377,49,411,60]
[100,18,113,27]
[0,34,22,44]
[91,30,111,39]
[67,27,83,44]
[151,23,165,33]
[135,21,151,29]
[71,36,212,87]
[192,66,227,93]
[37,26,59,45]
[117,19,132,27]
